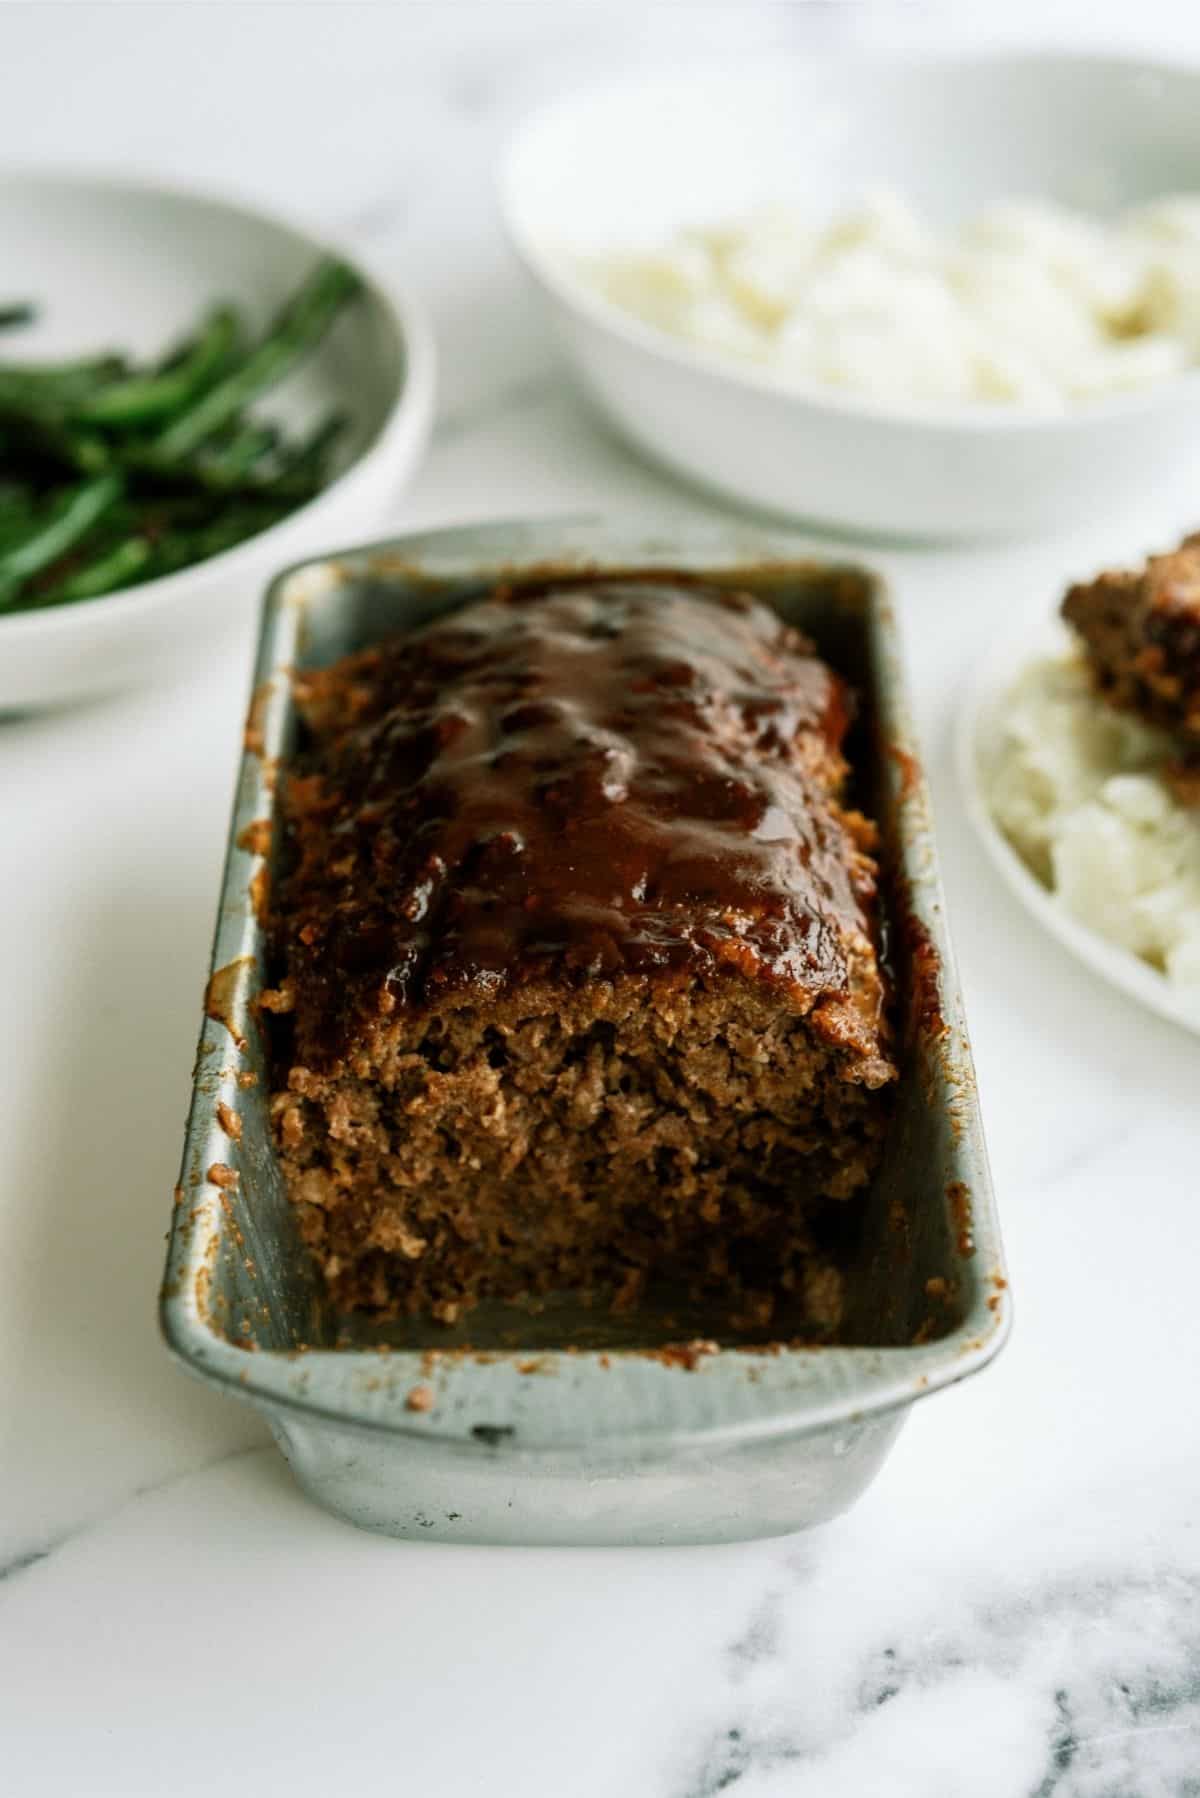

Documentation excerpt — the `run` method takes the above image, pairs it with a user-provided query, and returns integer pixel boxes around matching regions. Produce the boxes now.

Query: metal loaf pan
[160,518,1010,1546]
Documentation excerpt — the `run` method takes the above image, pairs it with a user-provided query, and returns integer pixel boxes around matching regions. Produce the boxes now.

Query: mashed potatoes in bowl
[587,190,1200,414]
[504,55,1200,531]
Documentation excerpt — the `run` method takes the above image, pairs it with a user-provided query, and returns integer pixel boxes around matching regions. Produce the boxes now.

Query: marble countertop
[2,5,1199,1793]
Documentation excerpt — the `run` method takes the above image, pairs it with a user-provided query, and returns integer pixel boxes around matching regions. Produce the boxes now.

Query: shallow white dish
[0,170,435,712]
[957,614,1200,1039]
[502,53,1200,539]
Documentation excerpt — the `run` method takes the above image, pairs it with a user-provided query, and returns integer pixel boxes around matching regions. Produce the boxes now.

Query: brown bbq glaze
[275,580,882,1069]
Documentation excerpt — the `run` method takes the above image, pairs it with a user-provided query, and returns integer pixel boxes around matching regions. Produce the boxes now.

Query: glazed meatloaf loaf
[263,577,897,1335]
[1063,534,1200,742]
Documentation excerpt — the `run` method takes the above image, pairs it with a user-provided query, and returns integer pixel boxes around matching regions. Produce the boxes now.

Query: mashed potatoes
[588,191,1200,411]
[984,655,1200,1008]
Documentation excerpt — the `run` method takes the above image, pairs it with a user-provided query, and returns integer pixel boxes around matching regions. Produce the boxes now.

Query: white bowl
[502,53,1200,540]
[0,170,435,712]
[957,613,1200,1039]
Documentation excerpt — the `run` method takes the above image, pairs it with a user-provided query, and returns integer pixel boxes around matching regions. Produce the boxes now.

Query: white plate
[0,169,435,711]
[957,614,1200,1039]
[502,53,1200,539]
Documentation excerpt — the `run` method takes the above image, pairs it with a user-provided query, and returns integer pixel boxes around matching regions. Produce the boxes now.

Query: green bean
[158,410,343,503]
[130,419,282,492]
[0,355,127,398]
[153,304,245,374]
[201,420,280,482]
[0,481,35,515]
[73,306,241,426]
[156,412,347,507]
[277,409,346,480]
[26,535,152,609]
[0,398,113,473]
[153,259,361,460]
[0,491,37,547]
[104,443,267,497]
[0,518,37,555]
[0,261,362,612]
[0,473,123,608]
[111,412,336,501]
[148,501,288,577]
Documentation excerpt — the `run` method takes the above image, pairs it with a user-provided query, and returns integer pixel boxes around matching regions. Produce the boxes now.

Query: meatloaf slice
[1062,535,1200,741]
[263,578,896,1335]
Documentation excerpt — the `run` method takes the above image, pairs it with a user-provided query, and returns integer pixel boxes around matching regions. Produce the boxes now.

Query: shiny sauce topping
[280,581,877,1058]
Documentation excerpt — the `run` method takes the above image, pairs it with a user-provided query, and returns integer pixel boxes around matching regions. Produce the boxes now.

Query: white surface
[502,53,1200,536]
[2,5,1200,1795]
[959,619,1200,1039]
[0,171,434,711]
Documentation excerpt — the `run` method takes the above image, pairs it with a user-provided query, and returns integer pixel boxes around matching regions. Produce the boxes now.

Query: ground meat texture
[264,579,897,1334]
[1063,535,1200,742]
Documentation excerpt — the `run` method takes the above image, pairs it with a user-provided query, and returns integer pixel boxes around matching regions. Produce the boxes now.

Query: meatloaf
[262,578,896,1335]
[1063,534,1200,742]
